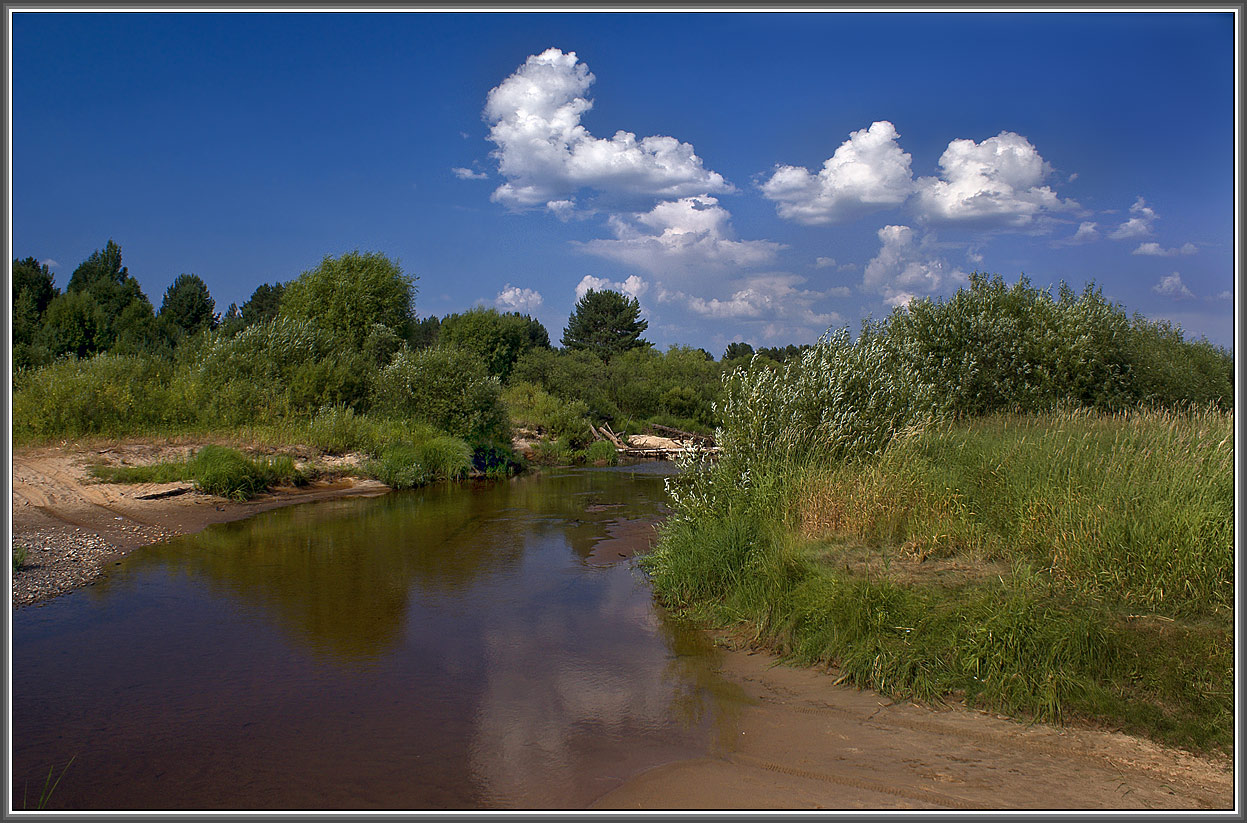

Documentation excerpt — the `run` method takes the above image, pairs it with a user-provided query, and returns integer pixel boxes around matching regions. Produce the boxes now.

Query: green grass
[643,409,1234,755]
[13,544,27,574]
[90,445,306,501]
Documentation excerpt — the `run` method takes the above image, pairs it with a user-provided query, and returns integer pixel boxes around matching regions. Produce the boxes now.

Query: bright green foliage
[195,317,371,424]
[503,381,593,447]
[186,445,305,501]
[159,273,217,338]
[718,326,933,475]
[645,410,1234,752]
[36,290,108,360]
[12,354,196,440]
[241,282,285,326]
[561,289,650,361]
[371,346,511,444]
[888,273,1232,415]
[439,307,551,379]
[583,439,619,465]
[279,251,415,343]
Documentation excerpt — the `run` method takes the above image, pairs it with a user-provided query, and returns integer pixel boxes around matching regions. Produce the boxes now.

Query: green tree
[64,240,155,352]
[12,257,60,367]
[722,342,754,363]
[241,282,285,326]
[279,251,415,343]
[37,290,107,359]
[407,315,441,349]
[561,289,649,361]
[159,273,218,338]
[440,307,551,380]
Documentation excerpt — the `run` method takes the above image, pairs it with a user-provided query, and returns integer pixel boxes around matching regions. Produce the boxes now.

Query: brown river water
[10,463,748,811]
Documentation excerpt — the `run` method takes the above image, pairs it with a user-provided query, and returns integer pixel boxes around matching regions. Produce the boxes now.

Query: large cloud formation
[484,48,732,212]
[578,196,783,275]
[913,131,1075,227]
[760,121,915,224]
[863,225,965,306]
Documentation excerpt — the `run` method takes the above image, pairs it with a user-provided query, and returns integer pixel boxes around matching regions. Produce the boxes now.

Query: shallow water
[10,465,743,811]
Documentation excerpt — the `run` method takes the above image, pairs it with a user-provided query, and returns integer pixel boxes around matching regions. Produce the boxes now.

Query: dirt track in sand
[9,442,1235,811]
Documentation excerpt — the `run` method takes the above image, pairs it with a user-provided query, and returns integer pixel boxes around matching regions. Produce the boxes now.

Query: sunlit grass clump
[90,445,306,501]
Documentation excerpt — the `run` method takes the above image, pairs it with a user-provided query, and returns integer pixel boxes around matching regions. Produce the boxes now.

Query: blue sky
[9,10,1237,354]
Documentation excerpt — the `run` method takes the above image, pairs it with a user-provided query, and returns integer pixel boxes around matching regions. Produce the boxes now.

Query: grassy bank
[643,409,1234,754]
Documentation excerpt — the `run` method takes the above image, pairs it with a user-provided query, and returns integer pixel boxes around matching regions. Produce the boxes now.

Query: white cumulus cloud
[1133,241,1197,257]
[1153,272,1195,300]
[659,274,842,340]
[495,284,544,312]
[574,274,648,302]
[1109,197,1157,240]
[577,196,783,276]
[863,225,965,306]
[452,167,488,180]
[760,120,914,225]
[914,131,1075,227]
[1060,221,1100,245]
[484,48,732,211]
[40,258,59,269]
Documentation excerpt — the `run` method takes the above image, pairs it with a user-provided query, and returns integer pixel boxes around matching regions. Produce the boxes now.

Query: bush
[187,445,304,501]
[13,354,196,441]
[371,347,511,444]
[367,443,430,489]
[583,439,619,465]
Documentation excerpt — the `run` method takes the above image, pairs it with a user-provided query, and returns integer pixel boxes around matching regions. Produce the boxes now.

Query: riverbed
[10,462,1233,811]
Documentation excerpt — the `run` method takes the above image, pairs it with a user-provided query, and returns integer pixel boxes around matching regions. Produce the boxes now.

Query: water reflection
[12,467,735,810]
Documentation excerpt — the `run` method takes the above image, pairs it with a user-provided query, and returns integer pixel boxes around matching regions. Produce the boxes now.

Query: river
[10,464,747,811]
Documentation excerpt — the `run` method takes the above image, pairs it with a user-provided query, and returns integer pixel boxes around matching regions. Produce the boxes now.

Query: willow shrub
[371,346,511,445]
[13,354,197,441]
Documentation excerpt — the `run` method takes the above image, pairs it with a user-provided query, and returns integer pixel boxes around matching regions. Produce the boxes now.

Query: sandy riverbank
[10,441,389,608]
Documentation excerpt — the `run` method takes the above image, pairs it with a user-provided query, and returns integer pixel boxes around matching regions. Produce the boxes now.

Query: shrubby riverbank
[643,275,1234,756]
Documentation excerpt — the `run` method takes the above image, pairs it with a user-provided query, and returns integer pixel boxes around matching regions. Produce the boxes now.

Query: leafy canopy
[279,251,415,343]
[159,273,217,337]
[439,307,550,380]
[561,288,649,361]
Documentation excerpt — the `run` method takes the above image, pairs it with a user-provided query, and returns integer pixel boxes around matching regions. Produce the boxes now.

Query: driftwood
[598,423,626,450]
[648,423,715,446]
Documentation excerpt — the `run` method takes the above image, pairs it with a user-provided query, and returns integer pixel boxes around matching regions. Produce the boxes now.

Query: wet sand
[591,639,1234,811]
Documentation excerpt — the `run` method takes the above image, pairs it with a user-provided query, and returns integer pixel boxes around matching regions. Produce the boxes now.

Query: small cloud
[453,167,488,180]
[1132,241,1197,257]
[1108,196,1156,240]
[1153,272,1195,300]
[1058,221,1099,246]
[1067,172,1078,182]
[495,284,544,313]
[574,274,648,302]
[1216,290,1233,300]
[826,285,852,298]
[814,256,837,269]
[40,258,59,269]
